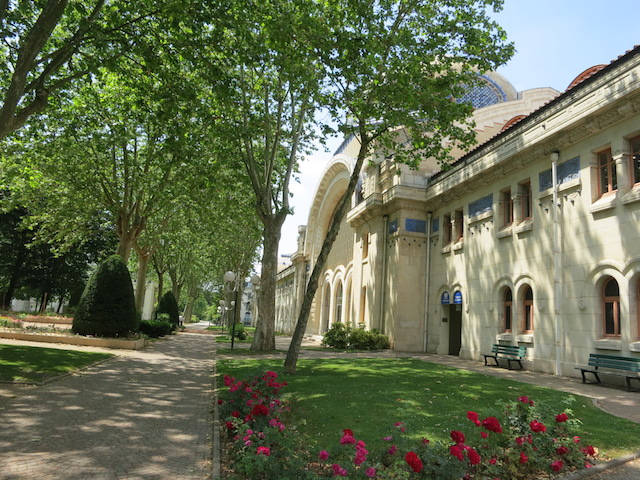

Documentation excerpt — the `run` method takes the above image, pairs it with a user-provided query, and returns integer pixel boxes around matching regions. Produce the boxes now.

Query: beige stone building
[275,46,640,377]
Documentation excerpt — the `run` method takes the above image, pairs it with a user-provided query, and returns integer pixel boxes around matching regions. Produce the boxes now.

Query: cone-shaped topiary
[156,291,180,328]
[72,255,138,337]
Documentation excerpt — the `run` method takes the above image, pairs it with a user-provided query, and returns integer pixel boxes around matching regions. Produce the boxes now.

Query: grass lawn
[217,357,640,459]
[0,344,113,382]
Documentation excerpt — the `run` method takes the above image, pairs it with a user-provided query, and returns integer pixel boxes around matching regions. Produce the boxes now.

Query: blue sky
[278,0,640,257]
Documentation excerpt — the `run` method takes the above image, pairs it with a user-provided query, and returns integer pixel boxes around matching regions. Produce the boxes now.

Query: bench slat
[577,353,640,391]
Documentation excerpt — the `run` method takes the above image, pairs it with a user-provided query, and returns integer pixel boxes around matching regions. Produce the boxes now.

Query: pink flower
[256,446,270,456]
[557,446,569,455]
[387,445,397,455]
[421,437,430,444]
[340,433,356,445]
[515,437,525,445]
[581,445,596,456]
[530,420,547,433]
[266,370,278,378]
[405,451,423,473]
[332,464,348,477]
[395,421,406,432]
[365,467,376,478]
[450,430,466,444]
[383,436,393,441]
[481,431,488,439]
[319,450,329,460]
[518,395,530,403]
[556,413,569,423]
[519,452,528,464]
[482,416,503,433]
[551,460,564,472]
[343,428,353,436]
[573,436,581,443]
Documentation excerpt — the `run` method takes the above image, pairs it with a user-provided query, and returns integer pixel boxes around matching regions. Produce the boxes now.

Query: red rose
[405,451,423,473]
[467,447,481,465]
[551,460,564,472]
[450,430,466,444]
[530,420,547,433]
[482,416,503,433]
[250,404,269,416]
[467,411,481,425]
[519,452,528,464]
[556,413,569,423]
[450,445,464,461]
[557,446,569,455]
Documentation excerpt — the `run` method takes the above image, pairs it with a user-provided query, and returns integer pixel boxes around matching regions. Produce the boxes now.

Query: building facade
[275,46,640,378]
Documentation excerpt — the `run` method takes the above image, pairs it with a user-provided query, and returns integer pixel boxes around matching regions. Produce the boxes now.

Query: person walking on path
[0,333,214,480]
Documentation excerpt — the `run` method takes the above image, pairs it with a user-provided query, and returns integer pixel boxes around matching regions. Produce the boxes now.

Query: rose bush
[219,371,600,479]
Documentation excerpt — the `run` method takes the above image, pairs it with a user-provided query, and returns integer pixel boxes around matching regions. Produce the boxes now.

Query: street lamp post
[223,271,261,350]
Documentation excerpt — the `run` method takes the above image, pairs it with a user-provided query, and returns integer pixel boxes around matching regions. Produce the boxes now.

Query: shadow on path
[0,333,214,480]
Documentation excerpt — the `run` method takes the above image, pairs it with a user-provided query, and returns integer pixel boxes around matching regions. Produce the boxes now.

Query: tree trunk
[251,218,283,351]
[116,238,134,263]
[156,273,164,306]
[133,247,151,313]
[284,136,369,374]
[1,252,27,309]
[38,291,49,314]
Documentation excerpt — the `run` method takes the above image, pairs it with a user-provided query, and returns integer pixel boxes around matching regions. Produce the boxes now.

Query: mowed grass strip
[218,357,640,458]
[0,344,113,382]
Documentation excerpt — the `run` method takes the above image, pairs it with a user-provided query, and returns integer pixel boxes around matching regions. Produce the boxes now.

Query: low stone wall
[0,331,146,350]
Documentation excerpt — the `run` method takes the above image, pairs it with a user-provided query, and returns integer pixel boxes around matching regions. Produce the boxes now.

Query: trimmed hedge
[72,255,138,337]
[156,291,179,327]
[322,322,390,350]
[139,319,173,338]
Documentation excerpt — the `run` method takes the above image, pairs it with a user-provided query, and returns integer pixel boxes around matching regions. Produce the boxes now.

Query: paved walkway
[0,333,214,480]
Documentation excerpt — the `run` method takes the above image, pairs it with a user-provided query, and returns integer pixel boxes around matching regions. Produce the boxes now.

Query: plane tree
[284,0,515,373]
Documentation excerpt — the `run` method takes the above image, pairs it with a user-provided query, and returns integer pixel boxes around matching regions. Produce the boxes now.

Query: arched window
[334,280,343,323]
[603,277,621,336]
[522,286,533,333]
[322,283,331,332]
[503,288,512,332]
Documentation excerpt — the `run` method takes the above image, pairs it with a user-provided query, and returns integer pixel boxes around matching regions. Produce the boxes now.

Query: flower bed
[219,373,600,479]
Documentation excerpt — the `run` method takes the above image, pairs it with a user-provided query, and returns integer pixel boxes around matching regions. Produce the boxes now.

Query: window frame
[597,148,617,197]
[503,288,512,333]
[454,208,464,242]
[519,180,532,220]
[602,277,621,337]
[443,213,452,245]
[500,188,513,227]
[631,136,640,186]
[522,285,534,333]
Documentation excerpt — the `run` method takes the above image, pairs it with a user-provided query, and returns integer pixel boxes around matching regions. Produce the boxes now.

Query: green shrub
[322,322,350,349]
[139,319,173,338]
[322,322,390,350]
[233,323,247,340]
[72,255,138,337]
[156,291,179,328]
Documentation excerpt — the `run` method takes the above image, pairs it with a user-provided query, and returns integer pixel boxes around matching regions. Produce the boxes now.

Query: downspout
[379,215,389,333]
[551,151,562,376]
[423,212,433,352]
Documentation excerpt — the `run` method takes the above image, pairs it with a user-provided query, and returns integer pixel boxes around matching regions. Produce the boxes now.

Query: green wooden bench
[483,344,527,370]
[576,353,640,391]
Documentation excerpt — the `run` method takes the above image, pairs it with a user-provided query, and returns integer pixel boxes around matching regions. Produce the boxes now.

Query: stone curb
[556,451,640,479]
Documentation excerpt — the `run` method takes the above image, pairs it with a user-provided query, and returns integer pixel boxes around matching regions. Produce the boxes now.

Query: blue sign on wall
[453,291,463,304]
[441,292,450,304]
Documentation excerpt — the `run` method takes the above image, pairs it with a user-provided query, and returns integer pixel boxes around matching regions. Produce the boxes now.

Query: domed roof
[457,71,519,109]
[566,65,606,91]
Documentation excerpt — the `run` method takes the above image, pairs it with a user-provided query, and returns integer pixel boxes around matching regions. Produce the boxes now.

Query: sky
[277,0,640,258]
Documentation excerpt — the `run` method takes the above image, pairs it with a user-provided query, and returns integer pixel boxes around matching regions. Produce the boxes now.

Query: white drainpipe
[551,151,562,376]
[424,213,433,352]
